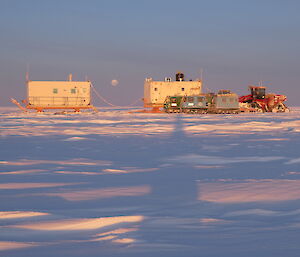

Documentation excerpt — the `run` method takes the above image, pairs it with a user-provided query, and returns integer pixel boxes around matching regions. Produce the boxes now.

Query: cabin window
[230,98,234,102]
[154,88,158,91]
[181,88,185,91]
[71,88,76,94]
[53,88,58,94]
[222,98,226,103]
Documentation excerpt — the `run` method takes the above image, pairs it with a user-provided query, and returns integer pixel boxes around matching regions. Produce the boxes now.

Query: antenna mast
[200,68,203,82]
[25,63,30,82]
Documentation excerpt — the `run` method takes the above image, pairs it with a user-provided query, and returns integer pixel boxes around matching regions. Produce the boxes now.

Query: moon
[111,79,119,86]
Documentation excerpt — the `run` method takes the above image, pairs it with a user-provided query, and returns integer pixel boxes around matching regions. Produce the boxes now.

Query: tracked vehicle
[181,95,208,114]
[210,90,240,114]
[163,90,239,114]
[163,96,183,113]
[239,86,289,113]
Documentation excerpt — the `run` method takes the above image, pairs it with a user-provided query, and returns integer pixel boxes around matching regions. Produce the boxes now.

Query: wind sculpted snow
[1,107,300,257]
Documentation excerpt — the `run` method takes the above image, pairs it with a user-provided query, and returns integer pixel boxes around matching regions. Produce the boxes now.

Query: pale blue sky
[1,0,299,105]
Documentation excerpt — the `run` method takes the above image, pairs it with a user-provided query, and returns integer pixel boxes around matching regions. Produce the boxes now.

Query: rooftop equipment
[175,72,185,81]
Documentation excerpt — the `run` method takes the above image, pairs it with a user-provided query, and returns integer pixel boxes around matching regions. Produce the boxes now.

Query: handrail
[28,96,90,107]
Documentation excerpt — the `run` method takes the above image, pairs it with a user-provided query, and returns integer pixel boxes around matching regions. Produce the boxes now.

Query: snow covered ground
[1,106,300,257]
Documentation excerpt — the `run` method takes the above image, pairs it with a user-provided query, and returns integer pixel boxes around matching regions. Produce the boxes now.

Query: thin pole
[26,63,30,81]
[200,68,203,82]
